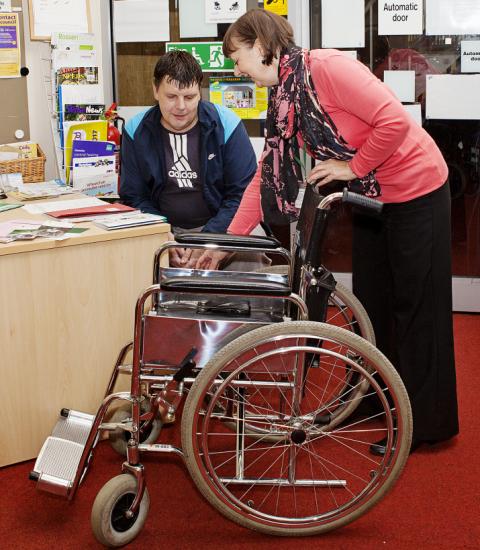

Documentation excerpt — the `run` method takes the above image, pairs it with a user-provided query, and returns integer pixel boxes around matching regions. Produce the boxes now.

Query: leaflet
[72,155,117,196]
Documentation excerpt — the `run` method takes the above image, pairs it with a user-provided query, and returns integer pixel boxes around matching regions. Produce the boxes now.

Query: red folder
[47,202,136,219]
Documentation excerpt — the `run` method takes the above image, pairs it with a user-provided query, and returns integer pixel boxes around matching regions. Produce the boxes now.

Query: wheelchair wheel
[91,474,149,547]
[108,401,162,456]
[327,281,375,344]
[256,266,375,343]
[181,321,412,536]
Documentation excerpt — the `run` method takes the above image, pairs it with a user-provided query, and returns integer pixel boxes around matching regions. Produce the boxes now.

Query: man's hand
[178,248,204,269]
[195,250,231,270]
[307,159,357,187]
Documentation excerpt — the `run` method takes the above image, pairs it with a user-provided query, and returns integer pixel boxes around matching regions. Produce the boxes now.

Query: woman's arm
[227,161,263,235]
[195,162,263,269]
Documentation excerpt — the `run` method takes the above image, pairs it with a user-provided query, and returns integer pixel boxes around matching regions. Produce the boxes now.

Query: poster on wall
[205,0,246,24]
[28,0,90,40]
[166,42,234,72]
[209,76,268,119]
[264,0,288,17]
[461,41,480,73]
[426,0,480,36]
[0,2,12,12]
[403,104,422,126]
[378,1,423,36]
[383,70,416,103]
[0,12,20,78]
[426,74,480,120]
[321,0,365,49]
[179,0,217,38]
[113,0,169,43]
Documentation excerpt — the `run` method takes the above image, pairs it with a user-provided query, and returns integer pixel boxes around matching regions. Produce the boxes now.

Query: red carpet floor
[1,313,479,549]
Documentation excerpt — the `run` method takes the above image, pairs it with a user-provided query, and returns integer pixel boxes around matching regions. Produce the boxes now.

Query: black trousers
[352,182,459,441]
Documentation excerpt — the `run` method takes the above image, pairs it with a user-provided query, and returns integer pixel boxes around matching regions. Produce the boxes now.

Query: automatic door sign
[378,1,423,36]
[461,41,480,73]
[166,42,234,72]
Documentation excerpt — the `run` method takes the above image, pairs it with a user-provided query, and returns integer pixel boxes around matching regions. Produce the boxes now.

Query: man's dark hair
[153,50,203,89]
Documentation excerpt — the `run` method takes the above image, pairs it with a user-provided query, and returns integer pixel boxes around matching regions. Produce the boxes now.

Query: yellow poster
[210,77,268,120]
[0,12,20,78]
[264,0,288,17]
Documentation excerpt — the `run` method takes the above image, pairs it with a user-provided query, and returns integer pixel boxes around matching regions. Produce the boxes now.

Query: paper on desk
[0,220,41,238]
[0,201,23,213]
[0,218,83,243]
[12,180,74,200]
[23,197,106,215]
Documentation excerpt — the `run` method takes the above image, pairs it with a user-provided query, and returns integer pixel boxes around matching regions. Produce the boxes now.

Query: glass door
[309,0,480,312]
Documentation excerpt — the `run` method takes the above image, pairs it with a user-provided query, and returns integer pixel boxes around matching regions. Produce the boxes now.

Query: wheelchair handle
[341,188,384,214]
[316,188,383,214]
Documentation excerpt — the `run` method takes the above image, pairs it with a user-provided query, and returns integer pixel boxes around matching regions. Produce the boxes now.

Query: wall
[21,0,113,180]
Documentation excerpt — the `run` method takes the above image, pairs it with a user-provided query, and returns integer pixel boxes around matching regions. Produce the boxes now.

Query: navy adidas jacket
[119,101,257,233]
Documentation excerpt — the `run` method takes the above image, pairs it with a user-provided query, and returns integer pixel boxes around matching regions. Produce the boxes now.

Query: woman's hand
[167,232,186,267]
[307,159,357,187]
[195,250,231,270]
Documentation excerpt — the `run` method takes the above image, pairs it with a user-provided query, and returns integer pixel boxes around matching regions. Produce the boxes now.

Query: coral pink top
[229,49,448,235]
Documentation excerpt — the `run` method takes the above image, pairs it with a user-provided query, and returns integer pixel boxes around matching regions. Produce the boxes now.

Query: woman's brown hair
[223,8,296,66]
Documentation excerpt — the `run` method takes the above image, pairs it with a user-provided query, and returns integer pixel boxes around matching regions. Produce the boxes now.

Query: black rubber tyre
[91,474,149,547]
[256,265,375,343]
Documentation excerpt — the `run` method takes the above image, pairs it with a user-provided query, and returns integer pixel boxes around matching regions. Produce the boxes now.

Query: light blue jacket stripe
[213,104,241,143]
[124,108,150,139]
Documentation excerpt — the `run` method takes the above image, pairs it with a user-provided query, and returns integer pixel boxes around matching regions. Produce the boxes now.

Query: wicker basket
[0,145,46,183]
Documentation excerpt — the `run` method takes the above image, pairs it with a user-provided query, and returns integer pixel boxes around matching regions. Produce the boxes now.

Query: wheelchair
[30,186,412,547]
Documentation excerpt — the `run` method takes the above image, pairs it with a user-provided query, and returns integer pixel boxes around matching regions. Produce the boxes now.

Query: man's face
[153,78,201,133]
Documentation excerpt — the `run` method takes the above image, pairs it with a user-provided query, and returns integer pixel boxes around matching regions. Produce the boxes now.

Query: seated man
[120,50,262,269]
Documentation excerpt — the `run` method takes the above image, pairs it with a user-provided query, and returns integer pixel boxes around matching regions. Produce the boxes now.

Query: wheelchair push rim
[181,321,412,536]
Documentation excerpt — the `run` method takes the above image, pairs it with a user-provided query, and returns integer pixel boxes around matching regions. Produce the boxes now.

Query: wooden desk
[0,198,170,466]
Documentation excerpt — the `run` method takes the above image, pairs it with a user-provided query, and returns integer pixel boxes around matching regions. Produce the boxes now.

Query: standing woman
[196,9,459,454]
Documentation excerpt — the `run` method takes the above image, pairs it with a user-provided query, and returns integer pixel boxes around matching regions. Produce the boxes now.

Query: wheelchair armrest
[161,276,291,296]
[174,232,281,250]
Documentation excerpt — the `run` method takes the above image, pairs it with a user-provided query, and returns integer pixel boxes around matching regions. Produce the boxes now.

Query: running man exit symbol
[209,46,224,69]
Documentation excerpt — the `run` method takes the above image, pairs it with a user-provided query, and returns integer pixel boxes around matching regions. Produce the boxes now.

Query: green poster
[166,42,234,72]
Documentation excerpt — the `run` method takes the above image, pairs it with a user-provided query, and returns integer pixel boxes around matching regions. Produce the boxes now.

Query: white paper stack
[93,212,167,231]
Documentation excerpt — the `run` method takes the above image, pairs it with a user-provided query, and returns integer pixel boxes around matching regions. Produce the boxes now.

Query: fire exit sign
[166,42,234,72]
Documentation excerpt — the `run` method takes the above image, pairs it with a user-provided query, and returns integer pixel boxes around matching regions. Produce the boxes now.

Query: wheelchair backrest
[292,184,328,293]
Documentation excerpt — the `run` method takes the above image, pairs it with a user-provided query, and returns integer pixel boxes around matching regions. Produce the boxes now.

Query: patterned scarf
[260,47,381,224]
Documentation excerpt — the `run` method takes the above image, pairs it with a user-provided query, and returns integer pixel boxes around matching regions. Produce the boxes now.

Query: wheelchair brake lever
[173,347,198,382]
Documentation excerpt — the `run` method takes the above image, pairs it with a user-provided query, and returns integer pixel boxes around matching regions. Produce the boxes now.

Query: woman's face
[229,39,279,87]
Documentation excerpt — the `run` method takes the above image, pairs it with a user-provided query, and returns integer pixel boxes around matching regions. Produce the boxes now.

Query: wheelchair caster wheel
[91,474,149,547]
